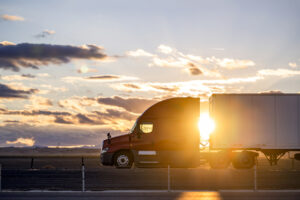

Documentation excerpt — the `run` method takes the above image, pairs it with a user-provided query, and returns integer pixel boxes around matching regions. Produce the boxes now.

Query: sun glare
[198,113,215,141]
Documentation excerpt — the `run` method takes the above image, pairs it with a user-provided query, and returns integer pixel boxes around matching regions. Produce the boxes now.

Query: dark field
[1,156,300,191]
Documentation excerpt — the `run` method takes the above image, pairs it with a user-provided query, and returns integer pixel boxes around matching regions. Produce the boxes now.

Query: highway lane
[1,157,300,191]
[1,191,300,200]
[2,168,300,190]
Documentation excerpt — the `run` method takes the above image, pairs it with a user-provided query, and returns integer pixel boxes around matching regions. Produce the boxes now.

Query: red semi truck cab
[101,97,200,168]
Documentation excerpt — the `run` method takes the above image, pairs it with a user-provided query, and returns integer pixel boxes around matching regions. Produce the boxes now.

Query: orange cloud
[258,68,300,77]
[1,14,24,21]
[6,137,35,146]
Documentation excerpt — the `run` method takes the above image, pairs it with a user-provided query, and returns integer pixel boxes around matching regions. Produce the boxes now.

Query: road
[2,168,300,190]
[1,191,300,200]
[1,157,300,191]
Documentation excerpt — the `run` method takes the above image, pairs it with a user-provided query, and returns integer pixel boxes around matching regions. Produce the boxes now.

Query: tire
[114,151,133,169]
[232,152,255,169]
[208,151,230,169]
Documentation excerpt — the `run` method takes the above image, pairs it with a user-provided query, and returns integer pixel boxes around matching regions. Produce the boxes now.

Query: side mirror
[107,132,111,144]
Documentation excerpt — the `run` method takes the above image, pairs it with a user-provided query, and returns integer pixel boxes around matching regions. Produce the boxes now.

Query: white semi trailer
[209,93,300,168]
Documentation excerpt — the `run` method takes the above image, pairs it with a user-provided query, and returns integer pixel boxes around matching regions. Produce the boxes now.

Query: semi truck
[101,94,300,169]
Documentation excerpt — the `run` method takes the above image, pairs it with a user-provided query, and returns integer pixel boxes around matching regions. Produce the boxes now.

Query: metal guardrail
[0,155,99,192]
[1,154,300,191]
[0,154,99,158]
[0,154,98,170]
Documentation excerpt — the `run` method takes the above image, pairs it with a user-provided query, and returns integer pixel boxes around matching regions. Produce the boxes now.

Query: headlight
[101,147,109,153]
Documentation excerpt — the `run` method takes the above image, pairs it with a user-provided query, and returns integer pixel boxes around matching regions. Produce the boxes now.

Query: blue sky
[0,0,300,147]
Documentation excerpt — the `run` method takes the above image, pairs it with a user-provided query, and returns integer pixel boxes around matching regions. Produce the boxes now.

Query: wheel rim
[117,154,129,167]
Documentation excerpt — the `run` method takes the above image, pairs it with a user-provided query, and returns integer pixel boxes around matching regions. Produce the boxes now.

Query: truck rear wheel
[232,151,255,169]
[208,152,230,169]
[114,151,133,169]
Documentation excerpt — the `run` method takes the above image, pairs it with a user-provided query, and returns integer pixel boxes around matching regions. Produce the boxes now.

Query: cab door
[130,120,159,165]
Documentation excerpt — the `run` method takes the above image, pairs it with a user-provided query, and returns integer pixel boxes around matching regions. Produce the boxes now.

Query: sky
[0,0,300,147]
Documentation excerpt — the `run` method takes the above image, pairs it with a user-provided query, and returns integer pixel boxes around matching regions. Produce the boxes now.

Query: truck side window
[139,122,153,134]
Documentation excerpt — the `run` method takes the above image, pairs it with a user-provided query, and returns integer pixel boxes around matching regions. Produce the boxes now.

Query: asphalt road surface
[2,168,300,190]
[1,191,300,200]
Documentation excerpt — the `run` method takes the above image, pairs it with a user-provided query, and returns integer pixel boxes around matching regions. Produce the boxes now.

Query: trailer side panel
[210,94,300,150]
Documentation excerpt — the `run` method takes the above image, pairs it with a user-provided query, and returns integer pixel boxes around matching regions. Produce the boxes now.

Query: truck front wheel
[114,151,133,169]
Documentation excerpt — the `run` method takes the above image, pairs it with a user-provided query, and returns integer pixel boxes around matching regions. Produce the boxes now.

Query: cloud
[0,123,122,147]
[258,68,300,77]
[151,51,254,72]
[215,58,255,69]
[126,49,154,57]
[122,83,141,89]
[47,144,96,148]
[0,41,16,46]
[35,29,55,38]
[54,116,73,124]
[58,97,92,113]
[62,75,138,83]
[150,85,180,92]
[0,95,137,131]
[0,43,107,71]
[0,83,38,98]
[0,108,71,116]
[188,67,202,75]
[77,65,98,73]
[76,113,95,124]
[128,45,255,77]
[94,109,138,121]
[3,120,20,123]
[1,74,36,81]
[187,63,203,75]
[51,108,137,131]
[97,96,159,113]
[6,137,35,147]
[40,84,67,93]
[157,44,174,54]
[26,96,53,109]
[1,14,24,21]
[289,62,297,68]
[86,75,120,80]
[111,76,263,100]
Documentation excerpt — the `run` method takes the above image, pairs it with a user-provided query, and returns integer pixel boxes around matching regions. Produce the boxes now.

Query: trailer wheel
[114,151,133,169]
[208,152,230,169]
[232,151,255,169]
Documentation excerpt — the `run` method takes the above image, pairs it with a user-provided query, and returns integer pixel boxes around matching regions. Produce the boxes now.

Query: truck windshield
[130,121,137,133]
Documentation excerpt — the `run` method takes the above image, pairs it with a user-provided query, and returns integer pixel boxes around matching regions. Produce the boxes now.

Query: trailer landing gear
[262,150,286,166]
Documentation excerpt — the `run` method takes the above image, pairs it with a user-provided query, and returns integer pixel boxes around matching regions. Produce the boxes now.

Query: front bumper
[100,152,114,166]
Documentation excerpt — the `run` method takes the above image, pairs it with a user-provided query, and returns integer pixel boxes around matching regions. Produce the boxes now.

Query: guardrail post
[30,158,34,169]
[0,164,2,192]
[167,165,170,192]
[254,157,257,191]
[81,157,85,192]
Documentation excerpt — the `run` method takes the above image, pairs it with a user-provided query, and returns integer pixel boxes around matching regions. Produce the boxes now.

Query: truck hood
[103,134,130,148]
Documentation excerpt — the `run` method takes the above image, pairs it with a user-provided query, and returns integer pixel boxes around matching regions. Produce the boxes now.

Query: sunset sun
[198,113,215,141]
